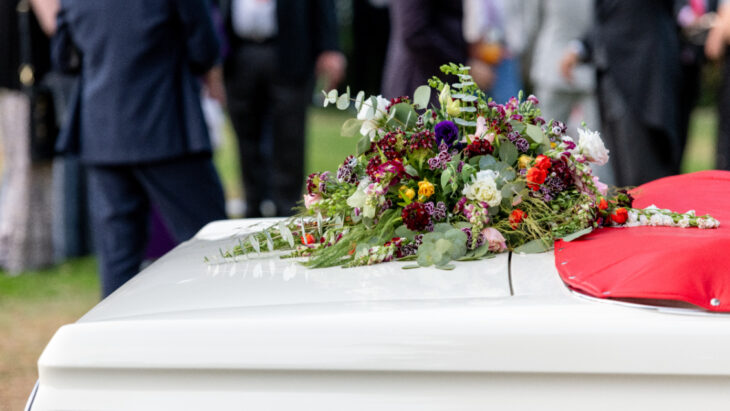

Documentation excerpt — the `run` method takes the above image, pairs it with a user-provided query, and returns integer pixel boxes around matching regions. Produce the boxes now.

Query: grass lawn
[0,105,719,410]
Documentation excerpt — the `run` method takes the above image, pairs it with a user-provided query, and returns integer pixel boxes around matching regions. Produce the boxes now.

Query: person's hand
[705,25,728,61]
[467,58,495,90]
[316,51,346,91]
[560,49,579,83]
[203,65,226,107]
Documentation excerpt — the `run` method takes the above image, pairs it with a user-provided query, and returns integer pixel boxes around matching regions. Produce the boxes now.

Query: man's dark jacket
[52,0,220,164]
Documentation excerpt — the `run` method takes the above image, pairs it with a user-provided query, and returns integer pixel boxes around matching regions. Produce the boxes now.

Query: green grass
[681,107,717,173]
[0,257,98,303]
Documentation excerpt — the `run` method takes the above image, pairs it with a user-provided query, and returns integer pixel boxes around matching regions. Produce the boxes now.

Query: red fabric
[555,170,730,312]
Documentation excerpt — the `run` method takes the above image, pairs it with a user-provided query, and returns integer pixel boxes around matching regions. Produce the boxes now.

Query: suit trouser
[87,154,226,297]
[717,51,730,170]
[598,75,680,187]
[224,42,311,217]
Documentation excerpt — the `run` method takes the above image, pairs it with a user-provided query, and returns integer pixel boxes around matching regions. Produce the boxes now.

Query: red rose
[509,209,527,228]
[526,167,547,191]
[535,155,552,171]
[611,208,628,224]
[598,198,608,210]
[301,233,315,245]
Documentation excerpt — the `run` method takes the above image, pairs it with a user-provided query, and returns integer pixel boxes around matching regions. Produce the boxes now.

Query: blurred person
[561,0,683,187]
[351,0,390,96]
[0,0,56,274]
[53,0,228,297]
[220,0,345,218]
[529,0,613,185]
[463,0,538,103]
[706,0,730,168]
[382,0,468,100]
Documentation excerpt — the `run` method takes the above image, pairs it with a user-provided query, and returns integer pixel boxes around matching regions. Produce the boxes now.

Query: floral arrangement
[213,64,719,269]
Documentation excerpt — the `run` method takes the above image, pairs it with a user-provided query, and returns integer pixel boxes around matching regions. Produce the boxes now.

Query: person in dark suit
[381,0,468,100]
[219,0,345,218]
[53,0,227,297]
[561,0,683,187]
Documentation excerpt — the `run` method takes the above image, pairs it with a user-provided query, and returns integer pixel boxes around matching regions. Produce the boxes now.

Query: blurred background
[1,0,728,409]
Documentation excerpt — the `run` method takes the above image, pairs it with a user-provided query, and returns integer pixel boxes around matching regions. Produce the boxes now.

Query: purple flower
[515,137,530,152]
[434,120,459,148]
[507,131,520,142]
[510,114,524,121]
[527,95,539,105]
[427,143,452,170]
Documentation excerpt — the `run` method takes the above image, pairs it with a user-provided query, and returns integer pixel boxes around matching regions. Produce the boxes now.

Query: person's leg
[135,154,227,243]
[534,86,574,125]
[86,165,149,297]
[224,44,270,217]
[716,52,730,170]
[269,75,311,216]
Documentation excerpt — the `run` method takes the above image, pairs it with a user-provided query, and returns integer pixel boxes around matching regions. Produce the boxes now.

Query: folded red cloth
[556,170,730,312]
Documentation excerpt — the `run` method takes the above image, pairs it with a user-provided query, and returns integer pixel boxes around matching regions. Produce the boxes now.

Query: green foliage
[416,228,468,268]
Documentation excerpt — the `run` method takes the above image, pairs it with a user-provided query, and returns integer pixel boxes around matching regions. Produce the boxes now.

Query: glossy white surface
[31,220,730,410]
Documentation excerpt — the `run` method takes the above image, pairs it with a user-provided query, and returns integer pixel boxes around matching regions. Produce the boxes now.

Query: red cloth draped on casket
[555,170,730,312]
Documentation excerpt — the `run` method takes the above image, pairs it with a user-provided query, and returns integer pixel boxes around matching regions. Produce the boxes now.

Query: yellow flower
[399,185,415,201]
[550,141,557,149]
[446,99,461,116]
[518,155,533,169]
[418,179,435,198]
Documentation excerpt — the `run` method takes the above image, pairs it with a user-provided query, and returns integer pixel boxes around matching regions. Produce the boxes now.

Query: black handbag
[17,0,58,163]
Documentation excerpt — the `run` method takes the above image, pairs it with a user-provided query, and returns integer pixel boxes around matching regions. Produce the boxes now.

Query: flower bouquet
[215,64,718,269]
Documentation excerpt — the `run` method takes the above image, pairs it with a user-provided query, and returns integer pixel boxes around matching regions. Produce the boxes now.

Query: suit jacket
[584,0,681,139]
[219,0,339,83]
[52,0,220,164]
[381,0,467,100]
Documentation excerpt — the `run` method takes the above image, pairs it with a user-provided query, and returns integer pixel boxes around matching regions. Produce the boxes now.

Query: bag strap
[16,0,35,88]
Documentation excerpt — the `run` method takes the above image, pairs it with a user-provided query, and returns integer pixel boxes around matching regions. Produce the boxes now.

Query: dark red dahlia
[464,139,494,158]
[365,156,383,181]
[401,202,431,232]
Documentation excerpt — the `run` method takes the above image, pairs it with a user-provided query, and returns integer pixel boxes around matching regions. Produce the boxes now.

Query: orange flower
[301,233,315,245]
[611,208,628,224]
[598,198,608,210]
[526,167,547,191]
[509,209,527,228]
[534,155,552,171]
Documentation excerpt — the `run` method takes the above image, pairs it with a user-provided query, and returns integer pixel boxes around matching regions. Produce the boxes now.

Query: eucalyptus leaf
[413,85,431,109]
[341,118,363,137]
[453,118,477,127]
[460,94,478,102]
[525,124,545,144]
[459,106,477,113]
[264,230,274,252]
[435,264,456,270]
[452,221,472,229]
[355,91,365,111]
[279,221,294,248]
[356,134,371,155]
[327,89,338,104]
[395,224,416,241]
[402,264,421,270]
[560,227,593,242]
[316,212,324,237]
[479,155,497,170]
[514,238,552,254]
[441,167,452,189]
[498,141,519,165]
[334,214,344,229]
[249,235,261,254]
[433,223,453,233]
[336,93,350,110]
[404,164,419,177]
[386,103,418,129]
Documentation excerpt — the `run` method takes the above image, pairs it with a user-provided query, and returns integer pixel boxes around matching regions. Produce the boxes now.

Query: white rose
[577,128,609,165]
[357,95,390,140]
[462,170,502,207]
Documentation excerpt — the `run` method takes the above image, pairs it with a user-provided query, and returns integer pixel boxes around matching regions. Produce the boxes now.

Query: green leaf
[479,155,497,170]
[316,212,324,237]
[354,91,365,111]
[356,134,371,155]
[402,264,421,270]
[514,238,552,254]
[459,106,476,113]
[249,235,261,253]
[441,167,452,189]
[525,124,545,144]
[498,141,518,165]
[453,118,477,127]
[279,221,294,248]
[341,118,363,137]
[509,120,526,134]
[386,102,418,129]
[435,264,456,270]
[336,92,350,110]
[413,85,431,109]
[473,244,489,258]
[459,94,478,102]
[433,223,453,233]
[560,227,593,242]
[404,164,419,177]
[327,89,338,104]
[395,224,416,241]
[264,230,274,252]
